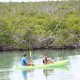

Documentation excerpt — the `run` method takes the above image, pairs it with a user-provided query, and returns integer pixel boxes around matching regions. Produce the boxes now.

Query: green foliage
[0,1,80,50]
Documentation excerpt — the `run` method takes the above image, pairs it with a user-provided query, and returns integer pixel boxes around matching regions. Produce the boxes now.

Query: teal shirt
[21,57,28,66]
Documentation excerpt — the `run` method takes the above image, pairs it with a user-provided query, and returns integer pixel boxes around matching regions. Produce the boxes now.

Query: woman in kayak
[21,53,33,66]
[43,54,53,64]
[43,55,48,64]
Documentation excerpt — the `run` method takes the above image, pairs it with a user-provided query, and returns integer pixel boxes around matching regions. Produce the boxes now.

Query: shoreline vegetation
[0,1,80,51]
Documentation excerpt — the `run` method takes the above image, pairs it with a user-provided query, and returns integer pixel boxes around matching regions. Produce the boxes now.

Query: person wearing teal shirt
[21,53,33,66]
[21,53,28,66]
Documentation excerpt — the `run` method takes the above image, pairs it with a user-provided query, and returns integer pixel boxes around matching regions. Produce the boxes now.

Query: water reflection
[22,69,34,80]
[22,70,27,80]
[43,69,54,78]
[0,49,80,80]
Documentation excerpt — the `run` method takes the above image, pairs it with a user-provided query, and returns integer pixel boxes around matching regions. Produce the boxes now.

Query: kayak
[15,60,69,70]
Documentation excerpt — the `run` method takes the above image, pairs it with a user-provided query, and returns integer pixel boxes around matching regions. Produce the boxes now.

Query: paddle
[30,51,32,58]
[29,51,33,65]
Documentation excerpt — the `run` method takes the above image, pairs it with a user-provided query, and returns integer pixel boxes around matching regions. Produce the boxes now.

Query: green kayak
[15,60,69,70]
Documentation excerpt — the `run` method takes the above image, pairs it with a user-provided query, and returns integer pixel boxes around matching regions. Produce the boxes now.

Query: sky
[0,0,50,2]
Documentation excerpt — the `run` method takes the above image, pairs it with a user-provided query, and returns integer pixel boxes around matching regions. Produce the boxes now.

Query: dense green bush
[0,1,80,50]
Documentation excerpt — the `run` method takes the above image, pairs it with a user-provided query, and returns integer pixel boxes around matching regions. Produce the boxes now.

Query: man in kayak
[43,54,53,64]
[21,53,33,66]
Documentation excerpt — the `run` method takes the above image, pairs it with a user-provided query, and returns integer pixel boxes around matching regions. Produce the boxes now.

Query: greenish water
[0,49,80,80]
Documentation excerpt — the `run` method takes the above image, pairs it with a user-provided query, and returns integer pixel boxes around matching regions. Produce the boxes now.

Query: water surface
[0,49,80,80]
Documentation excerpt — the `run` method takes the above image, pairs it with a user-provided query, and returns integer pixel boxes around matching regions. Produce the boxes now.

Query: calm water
[0,49,80,80]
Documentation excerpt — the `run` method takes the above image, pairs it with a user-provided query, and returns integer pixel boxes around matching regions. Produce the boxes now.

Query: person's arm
[27,59,33,64]
[47,58,53,63]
